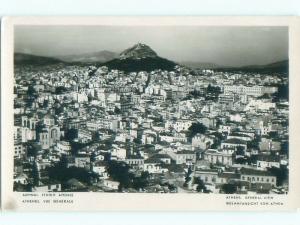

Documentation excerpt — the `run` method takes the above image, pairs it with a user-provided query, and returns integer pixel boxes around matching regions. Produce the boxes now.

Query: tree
[114,107,122,114]
[92,131,100,141]
[236,146,245,156]
[280,141,289,157]
[194,177,208,193]
[187,122,207,138]
[32,163,39,186]
[235,157,248,165]
[221,183,239,194]
[25,142,41,158]
[55,86,68,94]
[247,139,259,149]
[272,83,289,101]
[268,166,288,186]
[47,162,97,187]
[184,167,193,187]
[132,171,150,190]
[206,84,222,101]
[42,99,49,108]
[55,105,64,115]
[64,128,78,141]
[106,161,133,191]
[27,85,36,96]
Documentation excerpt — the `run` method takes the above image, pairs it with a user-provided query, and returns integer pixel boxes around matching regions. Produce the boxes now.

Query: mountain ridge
[14,53,64,66]
[14,46,288,74]
[56,50,117,63]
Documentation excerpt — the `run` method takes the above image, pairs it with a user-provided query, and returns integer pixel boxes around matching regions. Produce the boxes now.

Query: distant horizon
[15,26,288,67]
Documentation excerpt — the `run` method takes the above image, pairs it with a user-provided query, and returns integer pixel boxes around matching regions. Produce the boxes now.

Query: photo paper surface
[2,16,300,211]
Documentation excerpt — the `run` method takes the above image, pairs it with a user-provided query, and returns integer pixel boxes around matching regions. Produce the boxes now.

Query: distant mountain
[103,43,177,72]
[180,61,221,69]
[57,50,117,63]
[14,53,63,66]
[241,60,288,72]
[216,60,288,73]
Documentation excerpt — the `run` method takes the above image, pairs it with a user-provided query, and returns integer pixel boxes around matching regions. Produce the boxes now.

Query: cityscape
[13,26,289,194]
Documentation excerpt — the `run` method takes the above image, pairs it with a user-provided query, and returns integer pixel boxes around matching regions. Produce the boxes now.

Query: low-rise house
[78,129,92,143]
[14,174,28,185]
[221,138,247,151]
[194,169,239,187]
[92,161,109,179]
[192,134,214,150]
[14,143,26,158]
[167,150,196,165]
[240,168,277,187]
[259,137,281,151]
[111,147,126,160]
[66,178,87,191]
[143,158,168,174]
[125,156,144,168]
[102,179,120,190]
[203,149,234,166]
[75,155,91,169]
[150,154,172,164]
[159,132,187,143]
[55,141,71,155]
[227,133,253,142]
[142,133,157,145]
[257,155,281,169]
[32,182,61,192]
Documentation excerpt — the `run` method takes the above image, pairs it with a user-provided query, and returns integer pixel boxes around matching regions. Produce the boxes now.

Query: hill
[102,43,177,72]
[14,53,63,66]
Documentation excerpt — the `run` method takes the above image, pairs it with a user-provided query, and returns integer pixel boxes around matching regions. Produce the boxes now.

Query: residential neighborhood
[13,42,289,194]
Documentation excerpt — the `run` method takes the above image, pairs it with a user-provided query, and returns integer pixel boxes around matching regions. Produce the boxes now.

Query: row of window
[242,176,275,183]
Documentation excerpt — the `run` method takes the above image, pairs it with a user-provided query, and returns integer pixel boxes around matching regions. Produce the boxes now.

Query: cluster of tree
[205,84,222,101]
[64,128,78,141]
[194,177,209,193]
[47,159,97,189]
[24,141,41,158]
[106,160,150,191]
[272,83,289,101]
[13,182,33,192]
[280,141,289,157]
[27,85,37,96]
[267,166,288,186]
[220,182,241,194]
[187,122,207,139]
[55,86,68,95]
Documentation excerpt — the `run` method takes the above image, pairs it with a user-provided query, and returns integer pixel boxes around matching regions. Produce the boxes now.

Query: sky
[15,25,288,67]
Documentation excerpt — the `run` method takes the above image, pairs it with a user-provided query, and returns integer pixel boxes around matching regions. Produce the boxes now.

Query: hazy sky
[15,26,288,67]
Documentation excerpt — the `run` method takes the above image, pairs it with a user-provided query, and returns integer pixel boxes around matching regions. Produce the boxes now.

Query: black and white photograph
[12,24,289,195]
